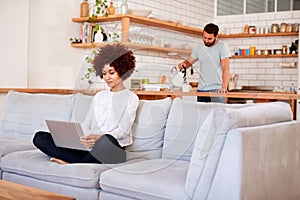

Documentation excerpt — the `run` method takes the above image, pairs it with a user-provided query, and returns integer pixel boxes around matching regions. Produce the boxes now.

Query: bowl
[128,9,152,17]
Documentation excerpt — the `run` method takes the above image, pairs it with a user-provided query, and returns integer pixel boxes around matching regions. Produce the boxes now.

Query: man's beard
[204,38,216,47]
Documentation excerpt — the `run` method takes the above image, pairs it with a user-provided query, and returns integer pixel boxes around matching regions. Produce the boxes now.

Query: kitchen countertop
[0,88,299,119]
[0,88,299,100]
[0,87,298,97]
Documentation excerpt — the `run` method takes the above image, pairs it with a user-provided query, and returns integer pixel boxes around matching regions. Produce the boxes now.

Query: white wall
[0,0,29,87]
[0,0,214,89]
[1,0,298,91]
[28,0,84,89]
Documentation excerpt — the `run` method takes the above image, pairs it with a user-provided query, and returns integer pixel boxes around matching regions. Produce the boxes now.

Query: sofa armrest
[208,120,300,200]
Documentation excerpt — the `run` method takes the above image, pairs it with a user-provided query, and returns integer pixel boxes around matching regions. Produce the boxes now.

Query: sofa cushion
[126,97,172,160]
[0,90,74,137]
[1,149,142,189]
[162,98,254,161]
[71,93,93,123]
[185,101,293,200]
[0,134,35,158]
[100,159,189,200]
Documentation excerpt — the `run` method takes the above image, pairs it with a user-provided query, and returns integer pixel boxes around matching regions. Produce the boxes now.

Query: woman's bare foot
[50,157,69,164]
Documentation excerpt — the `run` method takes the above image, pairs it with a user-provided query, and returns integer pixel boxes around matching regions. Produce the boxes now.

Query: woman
[33,44,139,164]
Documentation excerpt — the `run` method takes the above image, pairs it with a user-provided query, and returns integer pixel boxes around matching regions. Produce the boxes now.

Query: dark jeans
[197,89,225,103]
[33,131,126,164]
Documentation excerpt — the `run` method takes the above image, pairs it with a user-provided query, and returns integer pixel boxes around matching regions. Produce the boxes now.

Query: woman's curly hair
[92,44,136,80]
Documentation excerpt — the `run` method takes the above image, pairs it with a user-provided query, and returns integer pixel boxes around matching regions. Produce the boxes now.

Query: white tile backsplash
[217,10,300,88]
[114,1,299,89]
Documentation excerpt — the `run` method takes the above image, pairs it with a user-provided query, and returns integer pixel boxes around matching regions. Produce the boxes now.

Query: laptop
[45,120,90,151]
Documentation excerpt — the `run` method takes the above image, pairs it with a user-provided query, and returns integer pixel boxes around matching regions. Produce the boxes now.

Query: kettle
[228,74,238,91]
[170,66,186,87]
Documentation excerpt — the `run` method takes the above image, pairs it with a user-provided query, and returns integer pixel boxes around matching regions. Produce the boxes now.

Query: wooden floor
[0,180,75,200]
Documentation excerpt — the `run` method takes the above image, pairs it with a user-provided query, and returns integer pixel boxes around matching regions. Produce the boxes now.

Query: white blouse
[81,89,139,147]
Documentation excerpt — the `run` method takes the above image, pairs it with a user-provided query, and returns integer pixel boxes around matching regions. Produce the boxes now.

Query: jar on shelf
[80,0,89,17]
[286,23,293,32]
[108,1,115,15]
[243,24,249,34]
[249,26,256,34]
[271,23,279,33]
[280,23,287,32]
[292,23,299,32]
[282,45,288,54]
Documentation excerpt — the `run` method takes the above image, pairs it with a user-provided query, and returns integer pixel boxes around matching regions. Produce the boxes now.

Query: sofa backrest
[161,98,255,161]
[185,101,293,200]
[126,97,172,160]
[0,90,74,138]
[208,120,300,200]
[71,93,94,123]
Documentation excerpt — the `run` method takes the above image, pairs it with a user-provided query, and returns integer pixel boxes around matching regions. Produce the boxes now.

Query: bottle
[243,24,249,34]
[290,83,296,93]
[108,1,115,15]
[80,0,90,17]
[121,0,128,14]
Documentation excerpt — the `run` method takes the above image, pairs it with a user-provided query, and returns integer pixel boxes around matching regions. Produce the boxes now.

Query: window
[217,0,243,16]
[217,0,300,16]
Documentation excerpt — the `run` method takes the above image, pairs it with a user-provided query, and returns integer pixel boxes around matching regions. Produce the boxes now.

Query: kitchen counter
[0,88,300,119]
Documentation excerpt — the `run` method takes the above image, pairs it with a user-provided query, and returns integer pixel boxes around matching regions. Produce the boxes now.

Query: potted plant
[89,0,109,21]
[81,49,98,85]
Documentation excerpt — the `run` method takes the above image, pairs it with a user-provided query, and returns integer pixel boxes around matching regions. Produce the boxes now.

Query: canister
[282,45,288,54]
[249,26,256,34]
[256,49,262,55]
[250,46,256,55]
[280,23,287,32]
[271,24,279,33]
[292,23,299,32]
[286,24,293,32]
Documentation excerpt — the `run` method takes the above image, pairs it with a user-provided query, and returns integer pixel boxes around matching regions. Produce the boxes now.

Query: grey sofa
[0,90,300,200]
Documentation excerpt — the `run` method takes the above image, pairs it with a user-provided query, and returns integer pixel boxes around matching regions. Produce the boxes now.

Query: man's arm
[178,57,197,70]
[217,57,230,93]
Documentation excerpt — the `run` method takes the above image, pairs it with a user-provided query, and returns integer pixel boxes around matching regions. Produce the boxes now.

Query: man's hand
[80,134,103,148]
[216,88,228,93]
[178,59,193,70]
[177,62,186,70]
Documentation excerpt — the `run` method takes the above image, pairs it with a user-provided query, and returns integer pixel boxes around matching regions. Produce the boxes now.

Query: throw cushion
[0,90,74,137]
[126,97,172,160]
[162,98,255,161]
[185,101,293,200]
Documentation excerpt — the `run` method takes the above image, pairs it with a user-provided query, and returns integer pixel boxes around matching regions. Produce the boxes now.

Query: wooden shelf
[219,32,298,38]
[231,54,298,59]
[72,14,203,36]
[71,42,192,55]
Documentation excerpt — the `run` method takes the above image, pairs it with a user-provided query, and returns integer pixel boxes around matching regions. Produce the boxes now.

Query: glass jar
[292,23,299,32]
[280,23,287,32]
[249,26,256,34]
[271,23,279,33]
[286,23,293,32]
[80,0,89,17]
[282,45,288,54]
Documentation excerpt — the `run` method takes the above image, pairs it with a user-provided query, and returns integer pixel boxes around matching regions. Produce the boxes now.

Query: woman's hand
[80,134,103,149]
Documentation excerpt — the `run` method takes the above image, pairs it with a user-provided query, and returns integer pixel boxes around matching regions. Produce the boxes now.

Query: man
[178,23,231,102]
